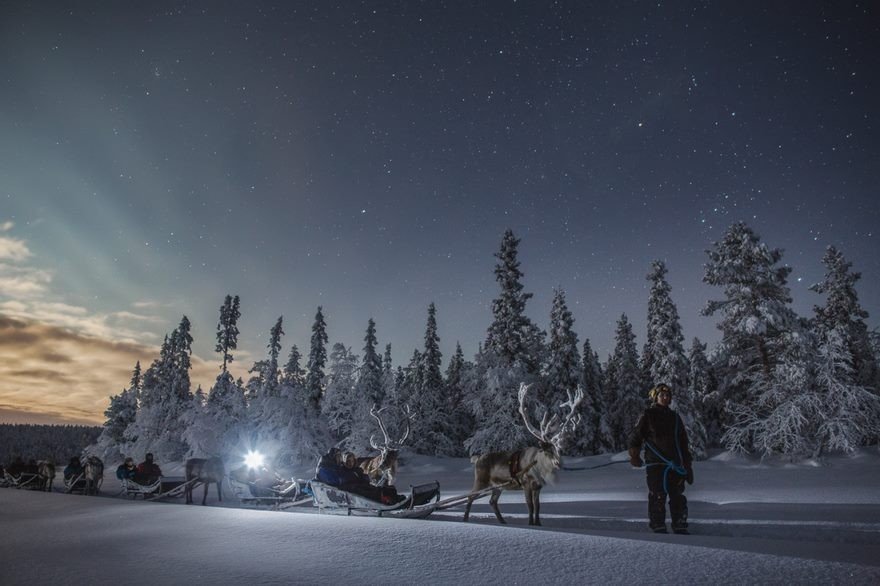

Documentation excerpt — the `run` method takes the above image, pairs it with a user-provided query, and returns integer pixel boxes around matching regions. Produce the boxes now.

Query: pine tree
[321,343,360,447]
[702,222,800,440]
[811,246,879,390]
[94,362,141,460]
[643,260,706,458]
[358,319,384,405]
[283,345,305,388]
[813,328,880,453]
[575,339,603,454]
[305,306,329,413]
[687,338,718,449]
[466,230,544,454]
[411,303,461,455]
[545,288,585,452]
[485,229,544,372]
[604,314,644,451]
[128,317,194,461]
[263,316,285,398]
[215,295,241,373]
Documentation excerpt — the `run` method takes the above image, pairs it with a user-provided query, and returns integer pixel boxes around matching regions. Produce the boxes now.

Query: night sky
[1,2,878,424]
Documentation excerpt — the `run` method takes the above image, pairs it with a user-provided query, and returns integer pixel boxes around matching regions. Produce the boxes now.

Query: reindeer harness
[508,451,523,487]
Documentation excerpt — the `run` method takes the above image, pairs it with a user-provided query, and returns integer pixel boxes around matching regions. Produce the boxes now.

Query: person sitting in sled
[315,447,346,486]
[628,383,694,534]
[136,453,163,484]
[116,457,137,481]
[340,451,403,505]
[64,457,83,481]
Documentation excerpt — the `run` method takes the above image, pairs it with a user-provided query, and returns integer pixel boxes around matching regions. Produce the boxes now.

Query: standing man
[628,383,694,534]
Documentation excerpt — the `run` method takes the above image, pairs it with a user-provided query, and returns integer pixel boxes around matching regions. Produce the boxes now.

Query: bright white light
[244,450,264,469]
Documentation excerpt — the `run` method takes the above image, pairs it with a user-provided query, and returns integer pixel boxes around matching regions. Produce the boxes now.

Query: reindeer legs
[489,489,506,524]
[526,484,542,526]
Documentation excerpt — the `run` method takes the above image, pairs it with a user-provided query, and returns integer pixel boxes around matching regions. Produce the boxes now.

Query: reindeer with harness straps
[356,405,414,487]
[464,383,583,526]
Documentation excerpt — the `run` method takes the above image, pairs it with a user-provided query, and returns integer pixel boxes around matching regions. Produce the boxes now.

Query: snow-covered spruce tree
[721,329,817,458]
[320,343,359,449]
[184,369,247,458]
[409,303,461,456]
[305,306,329,414]
[811,246,880,392]
[687,338,719,448]
[545,288,588,454]
[264,316,284,398]
[572,339,603,455]
[183,299,249,458]
[245,317,287,449]
[702,221,800,449]
[283,344,306,388]
[215,294,241,373]
[348,319,385,449]
[644,260,706,458]
[603,314,644,451]
[93,362,141,461]
[813,327,880,454]
[465,230,545,454]
[380,344,398,408]
[443,342,475,456]
[127,317,194,461]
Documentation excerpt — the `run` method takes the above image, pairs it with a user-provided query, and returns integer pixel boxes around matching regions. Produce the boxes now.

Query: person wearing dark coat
[315,448,346,486]
[136,453,163,484]
[116,457,137,481]
[64,457,83,481]
[628,383,694,534]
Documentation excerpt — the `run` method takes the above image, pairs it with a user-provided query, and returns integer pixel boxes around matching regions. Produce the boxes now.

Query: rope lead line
[644,414,688,493]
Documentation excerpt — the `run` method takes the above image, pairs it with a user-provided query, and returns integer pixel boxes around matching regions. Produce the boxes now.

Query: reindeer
[185,457,225,505]
[83,456,104,495]
[36,460,55,492]
[356,405,413,486]
[464,383,583,526]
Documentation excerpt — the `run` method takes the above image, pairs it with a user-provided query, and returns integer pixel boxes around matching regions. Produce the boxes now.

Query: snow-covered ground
[3,450,880,585]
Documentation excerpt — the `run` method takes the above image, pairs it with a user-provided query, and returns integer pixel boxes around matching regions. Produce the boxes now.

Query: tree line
[92,221,880,466]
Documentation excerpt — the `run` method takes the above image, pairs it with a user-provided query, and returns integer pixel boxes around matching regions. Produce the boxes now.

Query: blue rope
[643,414,687,493]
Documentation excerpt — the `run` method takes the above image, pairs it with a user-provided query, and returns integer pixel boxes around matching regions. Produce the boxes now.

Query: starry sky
[1,1,878,425]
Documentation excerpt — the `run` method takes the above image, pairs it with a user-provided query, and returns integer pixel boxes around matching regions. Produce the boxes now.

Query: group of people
[114,453,163,485]
[316,447,404,505]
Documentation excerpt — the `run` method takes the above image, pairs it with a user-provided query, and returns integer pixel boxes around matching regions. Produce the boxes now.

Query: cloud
[0,314,226,425]
[0,234,32,262]
[0,225,235,425]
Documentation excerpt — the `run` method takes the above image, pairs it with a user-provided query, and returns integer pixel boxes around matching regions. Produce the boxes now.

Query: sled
[227,475,314,509]
[147,476,194,500]
[3,470,43,490]
[309,480,441,518]
[120,477,163,499]
[64,473,87,493]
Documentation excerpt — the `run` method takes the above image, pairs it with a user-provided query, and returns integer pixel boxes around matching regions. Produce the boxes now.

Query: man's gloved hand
[686,465,694,485]
[628,447,643,468]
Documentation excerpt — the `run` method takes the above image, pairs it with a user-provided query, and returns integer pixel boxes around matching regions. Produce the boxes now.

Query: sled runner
[310,480,441,518]
[227,475,313,509]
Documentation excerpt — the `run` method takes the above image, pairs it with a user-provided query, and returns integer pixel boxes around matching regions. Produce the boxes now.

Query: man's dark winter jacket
[628,404,692,467]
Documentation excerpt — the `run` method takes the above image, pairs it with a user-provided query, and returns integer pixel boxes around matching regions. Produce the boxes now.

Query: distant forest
[0,424,101,466]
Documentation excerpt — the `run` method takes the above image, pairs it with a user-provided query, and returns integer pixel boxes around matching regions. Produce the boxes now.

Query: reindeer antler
[518,383,584,447]
[370,404,392,450]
